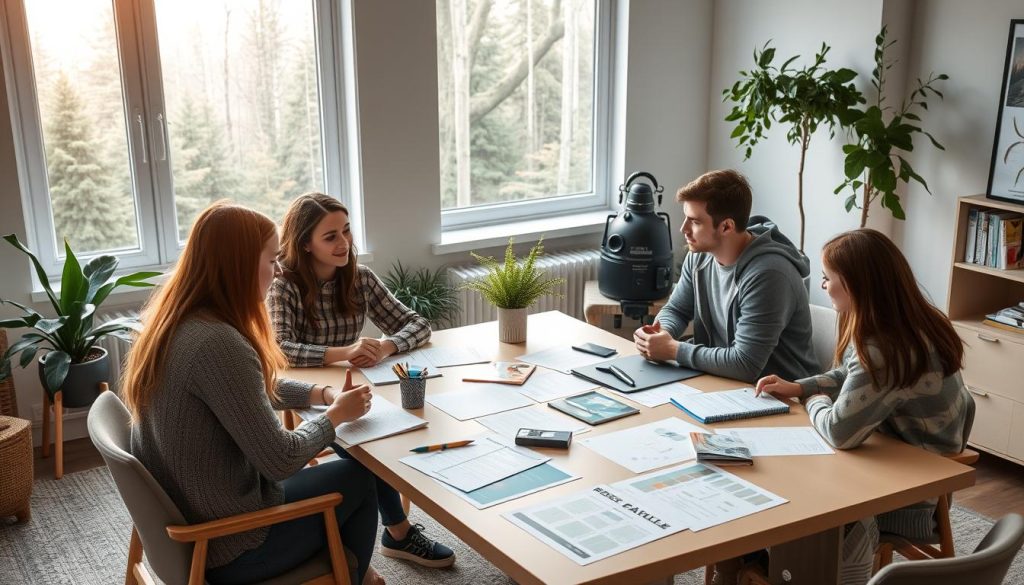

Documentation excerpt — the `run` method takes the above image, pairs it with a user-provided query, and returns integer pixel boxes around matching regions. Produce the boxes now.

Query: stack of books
[984,303,1024,334]
[966,209,1024,269]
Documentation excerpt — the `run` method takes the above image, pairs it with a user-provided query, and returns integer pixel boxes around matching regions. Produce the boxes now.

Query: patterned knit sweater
[130,316,337,568]
[798,342,972,540]
[267,265,431,367]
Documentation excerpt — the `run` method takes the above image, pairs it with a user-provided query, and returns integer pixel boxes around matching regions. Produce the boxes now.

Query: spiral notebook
[669,388,790,424]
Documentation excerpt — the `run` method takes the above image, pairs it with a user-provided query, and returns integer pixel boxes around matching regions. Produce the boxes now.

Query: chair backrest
[868,513,1024,585]
[87,392,194,585]
[809,304,838,372]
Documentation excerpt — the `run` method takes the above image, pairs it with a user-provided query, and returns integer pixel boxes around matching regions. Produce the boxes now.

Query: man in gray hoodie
[634,169,817,383]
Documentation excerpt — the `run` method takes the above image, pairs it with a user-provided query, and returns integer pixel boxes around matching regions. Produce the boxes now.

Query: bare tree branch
[469,0,564,124]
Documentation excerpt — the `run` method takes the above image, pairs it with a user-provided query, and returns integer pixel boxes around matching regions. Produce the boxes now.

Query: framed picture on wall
[988,19,1024,204]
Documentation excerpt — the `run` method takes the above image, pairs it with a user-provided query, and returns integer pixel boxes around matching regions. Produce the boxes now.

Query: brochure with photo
[548,391,639,425]
[690,432,753,466]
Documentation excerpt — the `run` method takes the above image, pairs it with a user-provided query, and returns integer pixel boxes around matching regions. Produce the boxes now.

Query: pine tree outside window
[437,0,615,230]
[1,0,360,276]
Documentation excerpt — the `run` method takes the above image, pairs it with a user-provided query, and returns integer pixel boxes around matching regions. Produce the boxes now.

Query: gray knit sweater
[798,342,972,540]
[130,316,337,568]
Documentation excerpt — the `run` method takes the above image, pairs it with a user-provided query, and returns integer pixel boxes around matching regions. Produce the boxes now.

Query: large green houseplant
[383,261,460,329]
[0,234,159,407]
[463,237,564,343]
[835,27,948,227]
[724,41,863,252]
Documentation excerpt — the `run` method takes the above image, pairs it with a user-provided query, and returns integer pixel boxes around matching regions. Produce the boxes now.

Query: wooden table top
[285,311,975,585]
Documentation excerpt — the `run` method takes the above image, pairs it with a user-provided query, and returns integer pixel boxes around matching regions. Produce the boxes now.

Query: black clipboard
[570,354,701,393]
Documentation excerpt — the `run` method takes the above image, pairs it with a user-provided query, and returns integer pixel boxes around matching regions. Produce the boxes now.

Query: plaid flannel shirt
[267,266,431,367]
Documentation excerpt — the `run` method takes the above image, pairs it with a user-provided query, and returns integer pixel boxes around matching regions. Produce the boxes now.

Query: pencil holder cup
[399,377,427,409]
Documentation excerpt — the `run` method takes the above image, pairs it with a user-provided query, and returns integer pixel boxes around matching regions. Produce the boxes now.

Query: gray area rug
[1,467,1022,584]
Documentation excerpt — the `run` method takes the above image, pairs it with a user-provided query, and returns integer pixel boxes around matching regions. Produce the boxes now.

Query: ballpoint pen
[597,365,635,387]
[409,439,474,453]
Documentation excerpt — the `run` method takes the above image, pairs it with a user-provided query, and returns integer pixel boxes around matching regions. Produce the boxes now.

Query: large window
[437,0,613,229]
[1,0,359,275]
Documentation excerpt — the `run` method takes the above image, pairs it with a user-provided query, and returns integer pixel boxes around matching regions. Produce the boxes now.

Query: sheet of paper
[503,482,690,565]
[400,435,549,492]
[426,384,534,420]
[518,346,610,375]
[475,406,590,438]
[416,346,490,368]
[359,352,443,386]
[442,462,580,509]
[612,462,788,531]
[300,396,427,446]
[513,369,598,403]
[716,427,835,456]
[578,417,705,473]
[613,382,703,408]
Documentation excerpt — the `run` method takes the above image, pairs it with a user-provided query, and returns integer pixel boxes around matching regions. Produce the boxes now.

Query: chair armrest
[166,493,343,543]
[944,448,980,466]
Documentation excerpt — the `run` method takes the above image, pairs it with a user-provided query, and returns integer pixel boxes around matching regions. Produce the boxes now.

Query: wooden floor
[34,437,1024,519]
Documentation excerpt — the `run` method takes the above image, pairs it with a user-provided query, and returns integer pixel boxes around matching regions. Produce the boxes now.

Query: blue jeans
[331,443,407,526]
[206,459,378,585]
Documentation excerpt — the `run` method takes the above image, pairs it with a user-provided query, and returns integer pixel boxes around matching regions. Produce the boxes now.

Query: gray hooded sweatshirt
[655,215,817,383]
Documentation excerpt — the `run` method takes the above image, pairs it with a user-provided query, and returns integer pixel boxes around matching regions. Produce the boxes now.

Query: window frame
[439,0,616,231]
[0,0,363,280]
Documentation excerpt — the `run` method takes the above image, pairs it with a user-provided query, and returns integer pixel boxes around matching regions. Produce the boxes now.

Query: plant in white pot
[463,238,565,343]
[0,234,159,407]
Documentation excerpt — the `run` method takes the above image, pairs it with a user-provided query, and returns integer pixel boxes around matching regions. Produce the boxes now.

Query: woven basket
[0,331,18,417]
[0,415,33,522]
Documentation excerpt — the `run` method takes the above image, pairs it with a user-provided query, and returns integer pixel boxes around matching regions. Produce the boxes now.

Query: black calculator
[515,428,572,449]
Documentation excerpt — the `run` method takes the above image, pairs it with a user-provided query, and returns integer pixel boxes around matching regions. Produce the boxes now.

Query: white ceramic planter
[497,307,527,343]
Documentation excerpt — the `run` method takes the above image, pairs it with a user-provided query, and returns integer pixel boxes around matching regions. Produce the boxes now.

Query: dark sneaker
[380,523,455,568]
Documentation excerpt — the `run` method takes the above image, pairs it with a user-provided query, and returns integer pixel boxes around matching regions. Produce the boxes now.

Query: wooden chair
[876,394,979,568]
[87,392,354,585]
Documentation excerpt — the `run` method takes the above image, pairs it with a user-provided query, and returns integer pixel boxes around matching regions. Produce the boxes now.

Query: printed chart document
[613,462,788,531]
[716,427,835,456]
[426,385,534,420]
[513,369,598,403]
[578,417,705,473]
[476,406,590,439]
[614,382,703,408]
[399,435,549,492]
[503,483,690,565]
[671,388,790,423]
[518,346,610,375]
[301,397,427,446]
[442,462,580,509]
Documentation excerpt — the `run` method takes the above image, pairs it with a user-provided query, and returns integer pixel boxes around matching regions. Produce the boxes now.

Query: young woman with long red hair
[122,202,384,585]
[267,193,454,568]
[755,228,972,585]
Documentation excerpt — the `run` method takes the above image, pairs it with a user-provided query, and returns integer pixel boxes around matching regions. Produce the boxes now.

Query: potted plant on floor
[383,261,460,329]
[463,237,565,343]
[0,235,160,407]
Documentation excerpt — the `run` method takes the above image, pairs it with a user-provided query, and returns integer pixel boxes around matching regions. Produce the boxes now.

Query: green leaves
[39,350,71,395]
[383,260,460,328]
[464,237,565,310]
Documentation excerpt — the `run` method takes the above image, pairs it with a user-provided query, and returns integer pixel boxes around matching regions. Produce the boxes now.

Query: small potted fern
[383,261,460,329]
[463,237,565,343]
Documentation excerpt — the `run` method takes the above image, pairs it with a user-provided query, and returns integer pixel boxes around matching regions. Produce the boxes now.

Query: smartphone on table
[571,342,617,358]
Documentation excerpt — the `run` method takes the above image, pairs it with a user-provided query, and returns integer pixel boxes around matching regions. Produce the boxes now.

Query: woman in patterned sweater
[755,228,972,585]
[267,192,454,568]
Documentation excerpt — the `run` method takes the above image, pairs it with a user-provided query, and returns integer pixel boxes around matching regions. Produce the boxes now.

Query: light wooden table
[582,280,669,328]
[286,311,974,585]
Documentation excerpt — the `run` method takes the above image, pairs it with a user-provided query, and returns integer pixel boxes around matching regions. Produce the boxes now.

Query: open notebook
[299,396,427,446]
[670,388,790,424]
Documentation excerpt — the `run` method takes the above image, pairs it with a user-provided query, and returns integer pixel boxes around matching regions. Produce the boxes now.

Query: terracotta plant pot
[497,307,527,343]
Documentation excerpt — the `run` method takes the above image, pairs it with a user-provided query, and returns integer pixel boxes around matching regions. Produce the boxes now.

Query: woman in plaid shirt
[268,193,454,568]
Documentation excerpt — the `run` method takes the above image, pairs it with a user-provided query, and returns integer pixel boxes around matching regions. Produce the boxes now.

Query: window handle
[156,113,168,161]
[135,113,148,164]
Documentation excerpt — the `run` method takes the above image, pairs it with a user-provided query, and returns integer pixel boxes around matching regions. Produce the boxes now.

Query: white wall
[891,0,1024,307]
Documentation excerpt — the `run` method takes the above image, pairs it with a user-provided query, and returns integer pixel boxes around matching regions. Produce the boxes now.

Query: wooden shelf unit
[948,195,1024,465]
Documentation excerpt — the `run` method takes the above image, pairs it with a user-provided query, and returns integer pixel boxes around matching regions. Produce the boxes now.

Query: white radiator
[447,249,600,328]
[93,309,139,393]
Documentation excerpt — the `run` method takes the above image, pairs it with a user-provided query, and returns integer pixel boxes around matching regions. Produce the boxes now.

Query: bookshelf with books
[948,195,1024,465]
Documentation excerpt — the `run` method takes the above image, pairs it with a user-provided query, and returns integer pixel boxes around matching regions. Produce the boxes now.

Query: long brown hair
[823,228,962,389]
[122,202,287,421]
[278,193,359,325]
